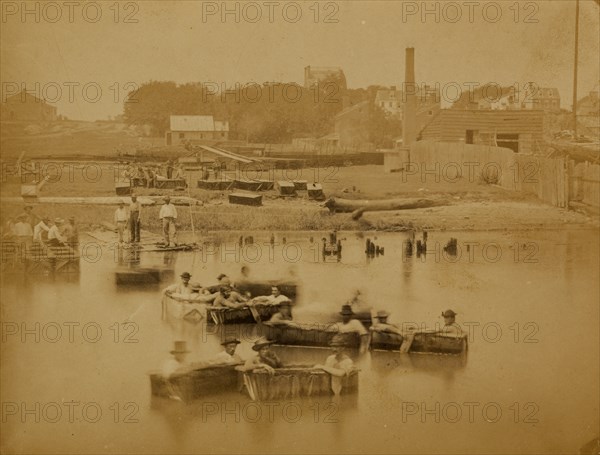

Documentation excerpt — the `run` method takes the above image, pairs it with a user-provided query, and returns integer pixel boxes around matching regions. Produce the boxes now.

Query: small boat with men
[370,330,468,355]
[261,322,363,349]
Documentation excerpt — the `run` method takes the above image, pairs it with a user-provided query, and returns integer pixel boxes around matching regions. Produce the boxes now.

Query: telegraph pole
[573,0,580,138]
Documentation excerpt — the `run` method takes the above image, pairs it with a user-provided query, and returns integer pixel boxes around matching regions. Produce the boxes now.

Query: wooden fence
[384,141,600,209]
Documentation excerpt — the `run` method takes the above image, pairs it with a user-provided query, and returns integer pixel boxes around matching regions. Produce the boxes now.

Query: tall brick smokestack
[402,47,417,146]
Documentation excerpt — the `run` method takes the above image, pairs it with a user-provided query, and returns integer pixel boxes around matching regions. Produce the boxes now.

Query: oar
[399,332,416,353]
[248,303,261,322]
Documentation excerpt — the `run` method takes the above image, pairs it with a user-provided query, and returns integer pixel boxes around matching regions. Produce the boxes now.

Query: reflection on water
[1,230,599,454]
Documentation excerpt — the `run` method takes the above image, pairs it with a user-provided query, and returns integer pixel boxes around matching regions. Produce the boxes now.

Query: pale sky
[1,0,599,120]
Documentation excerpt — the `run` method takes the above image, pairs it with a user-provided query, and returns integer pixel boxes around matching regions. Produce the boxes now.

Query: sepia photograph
[1,1,599,454]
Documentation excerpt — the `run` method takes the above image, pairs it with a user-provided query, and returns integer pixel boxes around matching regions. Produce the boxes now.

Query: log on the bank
[323,197,444,220]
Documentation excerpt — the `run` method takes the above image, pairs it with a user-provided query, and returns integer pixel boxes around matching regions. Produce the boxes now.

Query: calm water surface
[1,229,598,454]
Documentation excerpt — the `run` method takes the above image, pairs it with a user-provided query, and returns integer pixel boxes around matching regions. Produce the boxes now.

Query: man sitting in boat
[337,305,370,353]
[251,286,292,306]
[210,338,243,365]
[370,311,402,335]
[213,285,248,309]
[268,301,297,325]
[243,337,283,374]
[438,309,462,336]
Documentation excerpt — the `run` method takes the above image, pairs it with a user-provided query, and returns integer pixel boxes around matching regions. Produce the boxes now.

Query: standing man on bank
[159,196,178,247]
[129,195,142,243]
[114,200,129,244]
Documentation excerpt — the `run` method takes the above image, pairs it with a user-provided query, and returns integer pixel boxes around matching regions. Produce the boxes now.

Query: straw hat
[252,337,275,351]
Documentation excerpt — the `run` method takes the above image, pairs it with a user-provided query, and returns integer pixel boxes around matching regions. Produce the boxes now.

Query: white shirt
[265,294,291,305]
[337,319,368,335]
[211,351,242,364]
[159,203,177,219]
[166,282,196,297]
[13,221,33,237]
[161,358,187,378]
[114,207,128,223]
[33,221,50,241]
[48,225,66,243]
[324,354,354,374]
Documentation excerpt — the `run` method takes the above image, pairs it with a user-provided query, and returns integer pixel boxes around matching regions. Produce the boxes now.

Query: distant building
[419,109,545,153]
[375,85,440,118]
[304,66,346,89]
[522,87,560,112]
[477,86,520,110]
[577,88,599,117]
[375,87,403,116]
[165,115,229,146]
[577,87,600,138]
[1,90,57,122]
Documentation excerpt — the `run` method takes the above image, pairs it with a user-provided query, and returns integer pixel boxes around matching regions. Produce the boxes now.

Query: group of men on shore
[3,205,78,247]
[124,160,185,188]
[113,196,179,247]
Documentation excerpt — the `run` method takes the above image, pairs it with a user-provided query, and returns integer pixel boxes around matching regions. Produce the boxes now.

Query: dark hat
[221,338,241,346]
[170,340,190,354]
[329,334,346,347]
[180,272,192,279]
[442,309,457,318]
[252,337,275,351]
[339,304,354,316]
[376,310,390,319]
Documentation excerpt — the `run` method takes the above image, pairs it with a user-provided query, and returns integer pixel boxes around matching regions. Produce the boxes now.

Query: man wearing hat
[210,338,243,365]
[337,305,369,353]
[243,337,282,374]
[162,340,192,381]
[159,196,178,247]
[166,272,198,298]
[19,205,38,229]
[440,309,462,336]
[61,216,79,247]
[129,195,142,243]
[314,335,355,394]
[370,310,402,336]
[47,218,67,247]
[114,200,129,244]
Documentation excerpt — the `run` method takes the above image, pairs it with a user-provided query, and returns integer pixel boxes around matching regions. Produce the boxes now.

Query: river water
[1,229,598,454]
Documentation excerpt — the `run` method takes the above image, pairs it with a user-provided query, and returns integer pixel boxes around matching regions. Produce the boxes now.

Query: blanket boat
[161,293,211,323]
[207,304,279,324]
[241,366,359,401]
[261,322,363,348]
[370,330,468,354]
[149,364,358,402]
[149,364,240,401]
